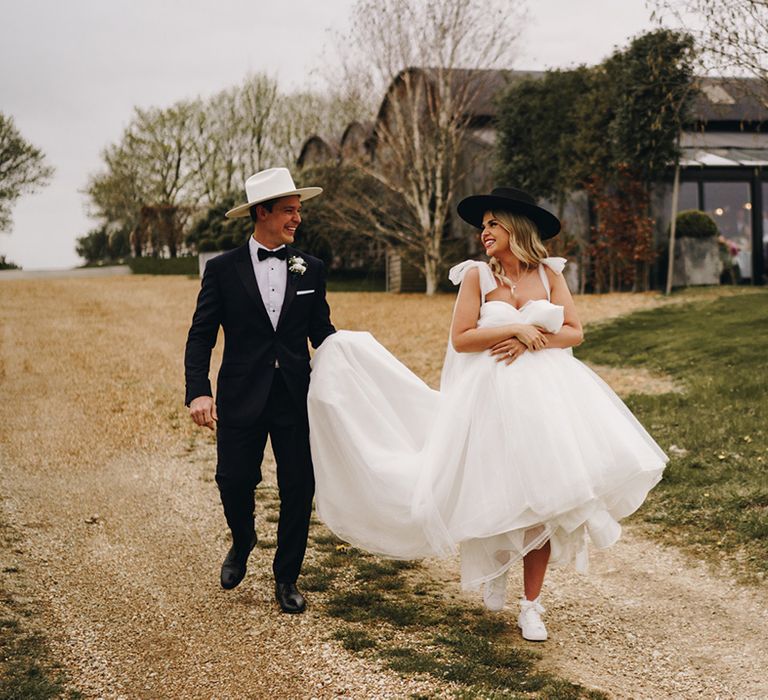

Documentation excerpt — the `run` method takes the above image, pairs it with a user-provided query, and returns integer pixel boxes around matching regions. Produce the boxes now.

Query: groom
[184,167,335,613]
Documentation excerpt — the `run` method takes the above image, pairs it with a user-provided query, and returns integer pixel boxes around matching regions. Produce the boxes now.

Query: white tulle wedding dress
[307,258,667,590]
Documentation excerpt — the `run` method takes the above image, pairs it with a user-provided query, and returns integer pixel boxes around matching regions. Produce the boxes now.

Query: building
[655,78,768,283]
[298,70,768,290]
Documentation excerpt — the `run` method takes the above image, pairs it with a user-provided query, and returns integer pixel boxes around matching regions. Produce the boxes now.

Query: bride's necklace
[503,265,528,296]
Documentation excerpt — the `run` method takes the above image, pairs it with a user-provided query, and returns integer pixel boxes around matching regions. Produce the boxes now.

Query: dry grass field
[1,276,766,699]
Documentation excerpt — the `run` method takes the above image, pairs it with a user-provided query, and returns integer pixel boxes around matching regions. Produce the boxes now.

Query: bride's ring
[507,350,514,357]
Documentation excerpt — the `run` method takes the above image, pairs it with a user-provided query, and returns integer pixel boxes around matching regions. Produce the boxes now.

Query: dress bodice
[449,258,567,334]
[478,299,564,333]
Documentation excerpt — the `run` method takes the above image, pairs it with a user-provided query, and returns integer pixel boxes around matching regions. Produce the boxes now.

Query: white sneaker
[517,597,547,641]
[482,569,509,611]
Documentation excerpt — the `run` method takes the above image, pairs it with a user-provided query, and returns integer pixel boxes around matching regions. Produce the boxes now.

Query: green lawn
[575,289,768,581]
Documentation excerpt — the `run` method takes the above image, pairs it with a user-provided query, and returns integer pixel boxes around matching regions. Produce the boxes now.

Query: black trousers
[215,370,315,583]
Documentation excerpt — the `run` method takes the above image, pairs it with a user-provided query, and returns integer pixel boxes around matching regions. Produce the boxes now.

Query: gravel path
[1,277,765,698]
[426,527,768,699]
[0,278,440,699]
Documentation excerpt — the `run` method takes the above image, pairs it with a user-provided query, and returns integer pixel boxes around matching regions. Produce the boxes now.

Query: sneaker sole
[517,623,547,642]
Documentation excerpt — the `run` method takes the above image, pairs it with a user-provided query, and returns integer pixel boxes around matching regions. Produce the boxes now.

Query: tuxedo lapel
[276,247,299,329]
[234,245,273,329]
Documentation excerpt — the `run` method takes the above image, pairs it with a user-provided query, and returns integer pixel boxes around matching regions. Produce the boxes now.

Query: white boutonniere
[288,255,307,275]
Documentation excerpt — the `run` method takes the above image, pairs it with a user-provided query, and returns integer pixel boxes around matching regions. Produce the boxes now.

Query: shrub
[198,237,218,253]
[216,233,239,251]
[127,257,198,275]
[187,197,251,250]
[675,209,718,239]
[0,255,21,270]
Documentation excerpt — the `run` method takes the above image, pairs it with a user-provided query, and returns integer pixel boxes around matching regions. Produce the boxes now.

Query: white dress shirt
[248,237,287,331]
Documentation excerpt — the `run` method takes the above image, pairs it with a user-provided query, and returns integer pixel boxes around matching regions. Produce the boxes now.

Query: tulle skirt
[308,331,667,589]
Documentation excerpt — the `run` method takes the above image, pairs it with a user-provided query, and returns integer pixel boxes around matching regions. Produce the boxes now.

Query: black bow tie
[257,247,287,262]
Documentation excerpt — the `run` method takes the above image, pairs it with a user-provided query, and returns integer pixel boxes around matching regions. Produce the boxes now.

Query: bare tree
[327,0,526,293]
[237,74,282,181]
[88,72,344,257]
[188,89,239,205]
[651,1,768,84]
[0,112,54,231]
[188,74,283,205]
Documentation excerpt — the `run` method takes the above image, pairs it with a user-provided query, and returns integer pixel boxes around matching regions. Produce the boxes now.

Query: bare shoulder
[463,265,481,283]
[544,264,570,291]
[455,265,482,308]
[458,265,483,296]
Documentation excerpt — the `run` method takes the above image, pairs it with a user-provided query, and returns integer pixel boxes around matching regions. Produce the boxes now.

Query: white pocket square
[296,289,315,296]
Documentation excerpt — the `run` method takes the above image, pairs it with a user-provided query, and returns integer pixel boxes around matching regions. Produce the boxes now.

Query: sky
[1,0,660,270]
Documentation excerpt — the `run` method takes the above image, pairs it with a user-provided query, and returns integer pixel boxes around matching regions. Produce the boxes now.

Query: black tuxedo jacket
[184,243,335,426]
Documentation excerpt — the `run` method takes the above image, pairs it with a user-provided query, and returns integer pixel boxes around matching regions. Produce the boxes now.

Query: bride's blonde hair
[487,210,548,288]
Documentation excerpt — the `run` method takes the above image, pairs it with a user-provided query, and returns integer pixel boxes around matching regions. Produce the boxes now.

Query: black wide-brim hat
[457,187,561,240]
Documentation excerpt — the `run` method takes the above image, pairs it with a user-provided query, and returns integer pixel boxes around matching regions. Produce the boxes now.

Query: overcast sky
[1,0,660,269]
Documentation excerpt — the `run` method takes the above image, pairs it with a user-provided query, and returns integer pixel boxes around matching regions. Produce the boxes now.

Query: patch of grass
[312,532,344,545]
[1,527,80,700]
[325,589,386,622]
[382,646,441,675]
[355,559,405,578]
[576,291,768,580]
[376,575,406,591]
[307,530,606,698]
[375,597,426,627]
[0,627,75,700]
[332,628,377,652]
[300,564,334,593]
[321,549,357,570]
[354,560,409,590]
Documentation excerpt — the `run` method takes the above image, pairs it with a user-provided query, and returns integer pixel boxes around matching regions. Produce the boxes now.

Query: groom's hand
[189,396,217,430]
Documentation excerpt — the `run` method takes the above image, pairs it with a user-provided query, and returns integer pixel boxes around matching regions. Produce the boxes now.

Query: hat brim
[457,195,560,239]
[225,187,323,219]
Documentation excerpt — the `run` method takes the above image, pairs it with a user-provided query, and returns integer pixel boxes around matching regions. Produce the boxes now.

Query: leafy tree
[602,29,696,188]
[0,255,21,270]
[590,29,696,291]
[75,224,131,263]
[86,100,198,257]
[496,68,592,213]
[185,196,251,250]
[495,68,591,262]
[0,113,54,231]
[76,227,110,263]
[85,71,359,260]
[495,29,696,291]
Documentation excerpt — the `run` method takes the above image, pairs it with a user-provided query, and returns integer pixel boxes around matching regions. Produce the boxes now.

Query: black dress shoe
[275,582,307,614]
[220,533,257,590]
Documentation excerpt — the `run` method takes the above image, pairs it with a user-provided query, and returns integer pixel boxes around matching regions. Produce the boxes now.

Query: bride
[307,187,667,641]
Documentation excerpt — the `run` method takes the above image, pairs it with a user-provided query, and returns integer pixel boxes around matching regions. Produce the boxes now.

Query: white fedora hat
[225,167,322,219]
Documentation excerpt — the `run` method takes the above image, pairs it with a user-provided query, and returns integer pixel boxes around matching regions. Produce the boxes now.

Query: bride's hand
[512,324,549,351]
[490,337,527,364]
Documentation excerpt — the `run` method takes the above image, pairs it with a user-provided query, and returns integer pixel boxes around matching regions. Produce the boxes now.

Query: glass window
[762,183,768,279]
[703,182,752,280]
[678,181,699,211]
[654,180,700,237]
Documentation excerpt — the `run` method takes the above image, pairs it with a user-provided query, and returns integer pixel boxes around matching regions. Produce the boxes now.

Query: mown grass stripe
[576,291,768,581]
